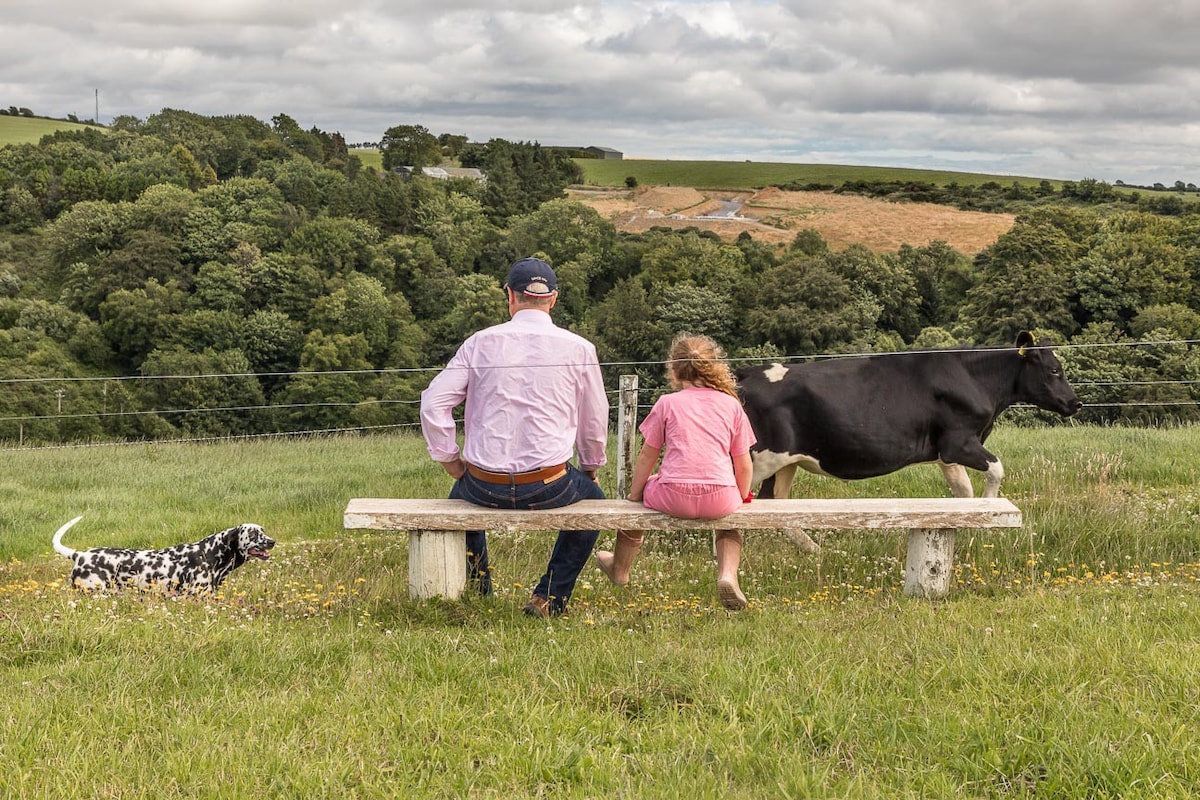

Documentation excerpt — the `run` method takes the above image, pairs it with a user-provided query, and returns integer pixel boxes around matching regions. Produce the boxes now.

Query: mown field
[4,426,1200,797]
[0,115,96,146]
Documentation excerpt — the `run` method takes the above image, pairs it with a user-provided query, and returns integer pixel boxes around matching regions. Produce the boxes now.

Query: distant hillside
[573,158,1063,191]
[0,115,98,146]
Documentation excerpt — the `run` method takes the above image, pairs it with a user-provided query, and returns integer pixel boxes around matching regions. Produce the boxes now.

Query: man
[419,257,609,618]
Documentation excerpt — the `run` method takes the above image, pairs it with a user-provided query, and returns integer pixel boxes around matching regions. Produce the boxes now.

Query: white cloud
[2,0,1197,185]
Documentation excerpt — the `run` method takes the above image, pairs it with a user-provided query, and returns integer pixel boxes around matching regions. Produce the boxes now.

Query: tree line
[1,109,1199,445]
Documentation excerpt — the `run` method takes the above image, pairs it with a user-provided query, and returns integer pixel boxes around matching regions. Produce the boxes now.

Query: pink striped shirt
[420,309,609,472]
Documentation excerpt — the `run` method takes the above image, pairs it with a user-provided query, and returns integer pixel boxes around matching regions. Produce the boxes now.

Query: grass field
[572,159,1060,191]
[0,115,97,146]
[4,426,1200,797]
[351,147,383,171]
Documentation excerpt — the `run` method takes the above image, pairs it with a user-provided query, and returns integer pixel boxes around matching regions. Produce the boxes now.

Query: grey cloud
[2,0,1197,185]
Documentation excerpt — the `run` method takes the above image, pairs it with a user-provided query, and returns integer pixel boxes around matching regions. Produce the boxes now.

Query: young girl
[595,333,756,610]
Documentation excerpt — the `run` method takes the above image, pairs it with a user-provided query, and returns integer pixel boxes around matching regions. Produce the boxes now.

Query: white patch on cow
[982,459,1004,498]
[763,363,789,383]
[938,462,974,497]
[751,450,833,486]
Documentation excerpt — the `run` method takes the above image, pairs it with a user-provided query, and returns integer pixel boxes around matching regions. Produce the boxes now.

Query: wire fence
[2,338,1198,451]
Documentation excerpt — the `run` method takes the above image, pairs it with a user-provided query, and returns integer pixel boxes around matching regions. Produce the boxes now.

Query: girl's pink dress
[639,386,756,520]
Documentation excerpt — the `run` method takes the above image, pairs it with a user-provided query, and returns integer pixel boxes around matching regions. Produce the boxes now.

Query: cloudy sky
[3,0,1197,186]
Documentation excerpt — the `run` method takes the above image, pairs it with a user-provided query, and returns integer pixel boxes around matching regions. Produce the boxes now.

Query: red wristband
[743,491,754,503]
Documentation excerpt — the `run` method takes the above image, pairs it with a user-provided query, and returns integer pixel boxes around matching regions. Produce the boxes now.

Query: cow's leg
[982,458,1004,498]
[938,436,1003,497]
[758,473,776,500]
[765,464,820,553]
[768,463,798,498]
[938,462,974,497]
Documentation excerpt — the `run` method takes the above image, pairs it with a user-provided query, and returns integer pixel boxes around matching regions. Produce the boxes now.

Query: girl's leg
[595,529,644,586]
[715,529,747,610]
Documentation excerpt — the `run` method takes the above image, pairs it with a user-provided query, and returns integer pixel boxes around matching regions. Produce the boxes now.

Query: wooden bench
[343,496,1022,602]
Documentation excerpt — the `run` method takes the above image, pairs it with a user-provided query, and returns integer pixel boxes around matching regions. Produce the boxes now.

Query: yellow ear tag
[1018,346,1027,356]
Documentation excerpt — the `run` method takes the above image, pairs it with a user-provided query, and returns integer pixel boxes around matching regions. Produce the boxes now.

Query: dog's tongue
[248,548,270,560]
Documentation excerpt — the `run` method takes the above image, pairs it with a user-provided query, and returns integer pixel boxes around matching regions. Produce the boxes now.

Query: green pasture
[0,115,96,147]
[351,147,383,171]
[4,426,1200,797]
[572,158,1060,191]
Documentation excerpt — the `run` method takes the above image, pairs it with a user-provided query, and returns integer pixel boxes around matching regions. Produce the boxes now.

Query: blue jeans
[449,464,605,614]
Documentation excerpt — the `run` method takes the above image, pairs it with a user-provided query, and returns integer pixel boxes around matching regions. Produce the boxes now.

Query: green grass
[573,158,1061,191]
[351,147,383,172]
[0,115,97,147]
[5,426,1200,797]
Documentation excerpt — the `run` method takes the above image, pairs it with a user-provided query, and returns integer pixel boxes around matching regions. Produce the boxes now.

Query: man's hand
[440,457,467,479]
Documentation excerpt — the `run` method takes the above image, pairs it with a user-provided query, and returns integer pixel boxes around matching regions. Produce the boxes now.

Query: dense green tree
[1131,303,1200,341]
[43,199,133,278]
[506,199,616,267]
[581,276,670,365]
[747,255,880,354]
[897,241,974,331]
[271,114,325,163]
[284,216,381,277]
[240,308,305,380]
[790,228,828,256]
[0,329,106,443]
[98,279,186,369]
[656,283,734,343]
[1,186,42,231]
[959,214,1081,344]
[279,330,374,430]
[309,273,393,364]
[637,230,748,295]
[130,183,197,238]
[138,346,267,436]
[380,124,442,171]
[435,273,507,358]
[245,252,325,322]
[415,191,496,274]
[168,309,244,354]
[828,244,921,341]
[462,138,578,222]
[1073,212,1190,329]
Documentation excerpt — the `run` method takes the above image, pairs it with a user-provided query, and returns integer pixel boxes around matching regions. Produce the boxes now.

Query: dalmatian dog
[52,516,275,592]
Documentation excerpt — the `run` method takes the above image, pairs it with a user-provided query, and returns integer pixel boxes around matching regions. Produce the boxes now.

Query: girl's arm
[627,442,662,502]
[732,451,754,499]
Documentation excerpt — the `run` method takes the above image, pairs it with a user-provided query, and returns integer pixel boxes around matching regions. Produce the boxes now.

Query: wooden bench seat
[343,497,1022,602]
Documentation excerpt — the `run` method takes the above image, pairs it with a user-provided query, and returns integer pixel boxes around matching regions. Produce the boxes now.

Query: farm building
[394,166,486,182]
[584,146,623,160]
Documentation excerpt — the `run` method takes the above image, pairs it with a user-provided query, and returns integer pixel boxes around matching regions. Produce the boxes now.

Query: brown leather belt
[467,462,568,485]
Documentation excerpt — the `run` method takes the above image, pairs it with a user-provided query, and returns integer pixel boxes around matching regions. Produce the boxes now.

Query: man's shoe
[522,595,551,619]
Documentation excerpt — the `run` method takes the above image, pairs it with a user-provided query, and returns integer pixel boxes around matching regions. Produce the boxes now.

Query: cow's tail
[52,516,84,559]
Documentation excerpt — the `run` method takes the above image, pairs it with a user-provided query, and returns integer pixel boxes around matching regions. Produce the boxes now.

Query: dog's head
[231,524,275,560]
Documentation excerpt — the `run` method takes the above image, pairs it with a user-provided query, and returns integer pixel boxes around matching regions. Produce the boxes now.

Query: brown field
[567,185,1014,254]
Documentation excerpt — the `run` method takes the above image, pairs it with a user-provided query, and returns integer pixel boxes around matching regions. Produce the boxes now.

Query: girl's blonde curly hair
[666,333,738,398]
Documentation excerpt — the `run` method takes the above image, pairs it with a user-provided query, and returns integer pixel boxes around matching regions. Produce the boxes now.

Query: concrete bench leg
[408,529,467,600]
[904,528,955,599]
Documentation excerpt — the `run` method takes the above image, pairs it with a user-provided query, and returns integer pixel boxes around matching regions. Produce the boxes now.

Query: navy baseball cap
[505,258,558,297]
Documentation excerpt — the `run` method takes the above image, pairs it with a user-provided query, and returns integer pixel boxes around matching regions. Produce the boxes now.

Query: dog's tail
[52,516,84,559]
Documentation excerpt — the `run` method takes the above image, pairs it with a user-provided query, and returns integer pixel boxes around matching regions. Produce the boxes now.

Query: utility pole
[95,89,99,124]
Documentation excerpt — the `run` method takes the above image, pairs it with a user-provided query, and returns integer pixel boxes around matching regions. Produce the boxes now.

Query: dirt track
[567,186,1014,254]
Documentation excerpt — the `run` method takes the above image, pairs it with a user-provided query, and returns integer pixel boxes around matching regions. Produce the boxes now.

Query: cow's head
[1014,331,1083,417]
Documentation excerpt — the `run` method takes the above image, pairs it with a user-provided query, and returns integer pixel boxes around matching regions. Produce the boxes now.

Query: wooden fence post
[616,374,638,498]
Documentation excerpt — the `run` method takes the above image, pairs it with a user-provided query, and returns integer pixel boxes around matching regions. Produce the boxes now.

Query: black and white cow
[736,332,1082,548]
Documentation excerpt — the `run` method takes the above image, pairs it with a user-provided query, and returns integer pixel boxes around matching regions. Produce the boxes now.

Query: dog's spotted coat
[52,516,275,592]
